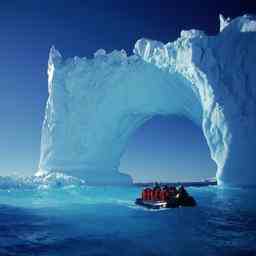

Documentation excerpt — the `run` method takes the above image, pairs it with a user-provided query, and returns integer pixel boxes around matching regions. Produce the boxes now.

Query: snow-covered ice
[38,15,256,186]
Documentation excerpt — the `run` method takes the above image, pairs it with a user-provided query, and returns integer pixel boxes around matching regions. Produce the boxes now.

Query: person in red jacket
[160,189,165,201]
[142,188,153,201]
[147,188,153,200]
[153,187,161,201]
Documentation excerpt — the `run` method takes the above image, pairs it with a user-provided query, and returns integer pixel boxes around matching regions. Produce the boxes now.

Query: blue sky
[0,0,255,180]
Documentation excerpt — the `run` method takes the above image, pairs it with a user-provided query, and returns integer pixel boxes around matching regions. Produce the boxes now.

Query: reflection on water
[0,186,255,256]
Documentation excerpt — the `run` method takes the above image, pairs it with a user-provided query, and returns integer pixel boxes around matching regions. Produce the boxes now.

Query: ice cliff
[38,15,256,186]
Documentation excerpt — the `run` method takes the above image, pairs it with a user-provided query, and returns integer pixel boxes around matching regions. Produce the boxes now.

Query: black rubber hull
[135,197,196,209]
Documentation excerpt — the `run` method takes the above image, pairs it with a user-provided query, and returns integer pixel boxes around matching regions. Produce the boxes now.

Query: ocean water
[0,182,255,256]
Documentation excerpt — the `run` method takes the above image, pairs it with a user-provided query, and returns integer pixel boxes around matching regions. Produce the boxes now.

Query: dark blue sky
[0,1,255,180]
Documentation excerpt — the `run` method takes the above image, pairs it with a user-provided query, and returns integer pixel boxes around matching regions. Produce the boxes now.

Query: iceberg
[38,15,256,186]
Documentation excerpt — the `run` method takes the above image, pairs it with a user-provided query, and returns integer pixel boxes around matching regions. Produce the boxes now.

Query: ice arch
[38,15,256,186]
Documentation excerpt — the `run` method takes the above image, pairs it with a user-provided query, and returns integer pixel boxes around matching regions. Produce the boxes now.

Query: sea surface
[0,181,255,256]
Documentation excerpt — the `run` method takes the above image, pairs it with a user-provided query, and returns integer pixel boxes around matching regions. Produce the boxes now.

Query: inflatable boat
[135,196,196,209]
[135,185,196,209]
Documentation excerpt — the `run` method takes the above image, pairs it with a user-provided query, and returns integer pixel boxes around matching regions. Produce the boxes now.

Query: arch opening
[119,115,217,183]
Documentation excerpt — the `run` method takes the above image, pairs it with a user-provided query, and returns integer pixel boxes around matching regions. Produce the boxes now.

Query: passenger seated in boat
[142,184,185,202]
[142,187,153,201]
[151,182,161,201]
[147,188,153,200]
[152,185,161,201]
